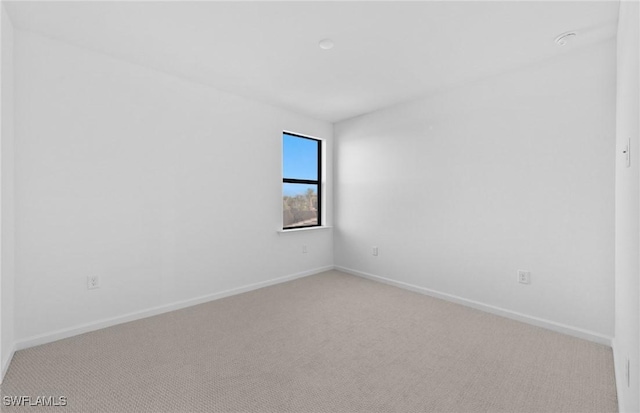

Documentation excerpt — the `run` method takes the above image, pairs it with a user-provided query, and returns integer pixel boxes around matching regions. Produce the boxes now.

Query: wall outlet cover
[87,275,100,290]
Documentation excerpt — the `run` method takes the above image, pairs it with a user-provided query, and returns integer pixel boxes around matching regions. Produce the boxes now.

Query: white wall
[334,40,616,340]
[1,4,16,381]
[13,30,333,344]
[614,1,640,411]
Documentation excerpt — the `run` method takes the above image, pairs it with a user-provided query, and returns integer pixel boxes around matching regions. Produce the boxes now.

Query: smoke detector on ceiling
[555,32,577,46]
[319,39,334,50]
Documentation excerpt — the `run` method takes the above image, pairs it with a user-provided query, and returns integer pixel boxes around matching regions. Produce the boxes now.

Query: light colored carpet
[1,270,617,412]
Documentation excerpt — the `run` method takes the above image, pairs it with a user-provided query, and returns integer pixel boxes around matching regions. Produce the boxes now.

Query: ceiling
[4,1,619,123]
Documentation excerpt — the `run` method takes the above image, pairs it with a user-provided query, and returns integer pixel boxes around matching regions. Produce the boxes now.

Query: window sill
[277,226,332,234]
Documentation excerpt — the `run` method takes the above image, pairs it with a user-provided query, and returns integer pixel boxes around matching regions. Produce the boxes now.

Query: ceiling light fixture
[555,32,577,46]
[319,39,334,50]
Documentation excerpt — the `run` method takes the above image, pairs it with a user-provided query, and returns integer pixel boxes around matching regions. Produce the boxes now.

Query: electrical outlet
[623,137,631,168]
[302,245,308,254]
[372,246,378,256]
[87,275,100,290]
[517,270,531,284]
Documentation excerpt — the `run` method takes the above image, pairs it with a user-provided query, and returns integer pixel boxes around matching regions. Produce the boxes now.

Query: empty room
[0,1,638,412]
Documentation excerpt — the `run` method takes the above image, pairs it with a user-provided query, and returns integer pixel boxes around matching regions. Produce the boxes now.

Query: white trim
[15,266,333,351]
[335,266,613,347]
[278,226,332,234]
[611,337,631,412]
[611,340,625,413]
[0,343,15,384]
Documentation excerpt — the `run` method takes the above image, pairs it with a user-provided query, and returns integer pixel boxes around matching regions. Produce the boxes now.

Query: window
[282,132,321,229]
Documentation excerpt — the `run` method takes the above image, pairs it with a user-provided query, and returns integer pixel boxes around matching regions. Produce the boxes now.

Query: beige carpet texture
[0,270,617,412]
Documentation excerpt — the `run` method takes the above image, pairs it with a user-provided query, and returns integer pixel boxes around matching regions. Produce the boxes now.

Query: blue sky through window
[283,133,319,197]
[283,133,318,181]
[283,182,317,197]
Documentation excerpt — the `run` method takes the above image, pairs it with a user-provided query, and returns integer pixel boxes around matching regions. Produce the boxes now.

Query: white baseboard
[1,344,16,384]
[611,340,625,413]
[336,266,612,347]
[15,266,334,352]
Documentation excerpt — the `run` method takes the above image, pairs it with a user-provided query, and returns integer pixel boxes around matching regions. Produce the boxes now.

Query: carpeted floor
[0,270,617,412]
